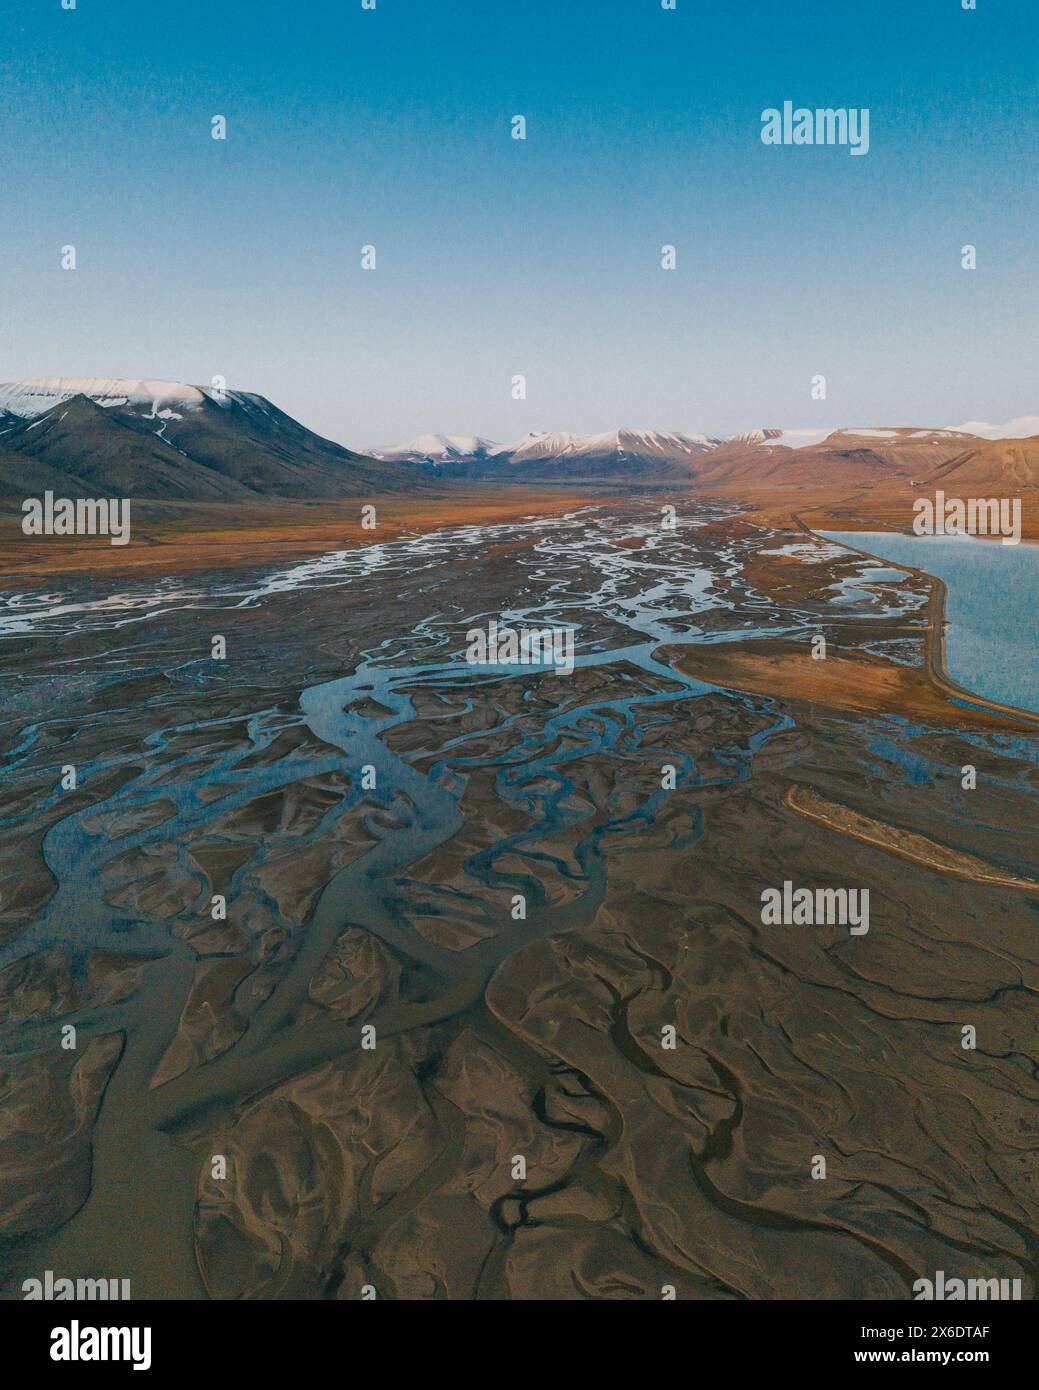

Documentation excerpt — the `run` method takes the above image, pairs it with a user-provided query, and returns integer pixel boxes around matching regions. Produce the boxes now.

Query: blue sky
[1,0,1036,446]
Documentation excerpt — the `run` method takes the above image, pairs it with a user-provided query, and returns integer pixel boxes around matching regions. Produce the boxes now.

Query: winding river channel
[5,500,1027,1299]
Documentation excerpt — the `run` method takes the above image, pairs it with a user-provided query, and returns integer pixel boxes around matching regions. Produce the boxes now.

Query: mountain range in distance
[373,421,1039,492]
[372,427,722,480]
[0,379,1037,504]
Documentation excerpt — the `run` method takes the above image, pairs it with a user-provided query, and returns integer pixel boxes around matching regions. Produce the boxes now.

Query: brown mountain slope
[826,429,980,472]
[696,442,905,489]
[919,435,1039,488]
[696,429,978,491]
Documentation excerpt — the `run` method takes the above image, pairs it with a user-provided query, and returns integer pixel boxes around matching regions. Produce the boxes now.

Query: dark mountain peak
[0,377,427,502]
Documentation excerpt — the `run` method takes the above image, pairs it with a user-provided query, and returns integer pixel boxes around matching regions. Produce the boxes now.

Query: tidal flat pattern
[1,501,1037,1300]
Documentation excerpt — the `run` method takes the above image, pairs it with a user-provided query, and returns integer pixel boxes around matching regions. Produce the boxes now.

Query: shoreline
[5,478,1036,729]
[793,513,1039,729]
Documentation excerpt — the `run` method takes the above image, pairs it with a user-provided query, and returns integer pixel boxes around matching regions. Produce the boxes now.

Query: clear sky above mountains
[2,0,1036,447]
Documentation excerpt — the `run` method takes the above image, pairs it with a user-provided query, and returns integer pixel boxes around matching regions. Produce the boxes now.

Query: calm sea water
[821,531,1039,716]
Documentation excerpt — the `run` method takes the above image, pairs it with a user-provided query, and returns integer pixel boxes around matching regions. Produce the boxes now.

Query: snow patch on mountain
[372,433,501,461]
[500,427,721,462]
[735,426,985,450]
[0,378,253,421]
[732,427,833,449]
[945,416,1039,440]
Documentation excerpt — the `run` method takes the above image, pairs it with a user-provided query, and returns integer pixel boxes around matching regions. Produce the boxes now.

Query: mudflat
[1,498,1037,1300]
[0,488,592,581]
[700,479,1039,543]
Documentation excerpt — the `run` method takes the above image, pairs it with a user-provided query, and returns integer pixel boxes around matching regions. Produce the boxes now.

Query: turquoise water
[821,531,1039,715]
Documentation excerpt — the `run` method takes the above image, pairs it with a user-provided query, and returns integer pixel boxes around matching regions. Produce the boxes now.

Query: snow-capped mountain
[729,427,833,450]
[0,378,423,501]
[4,375,1036,502]
[364,419,1035,483]
[366,426,725,479]
[371,433,503,465]
[945,416,1039,440]
[0,377,262,421]
[500,427,721,464]
[731,426,987,451]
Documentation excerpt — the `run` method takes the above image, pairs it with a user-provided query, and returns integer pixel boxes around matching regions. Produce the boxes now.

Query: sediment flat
[784,785,1039,891]
[0,488,593,581]
[3,500,1038,1301]
[696,479,1039,543]
[669,641,1039,732]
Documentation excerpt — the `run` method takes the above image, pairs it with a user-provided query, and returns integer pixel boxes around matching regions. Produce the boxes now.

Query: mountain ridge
[2,378,1036,500]
[0,380,425,502]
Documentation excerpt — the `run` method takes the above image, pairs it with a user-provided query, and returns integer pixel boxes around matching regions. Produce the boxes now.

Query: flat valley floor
[1,498,1037,1299]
